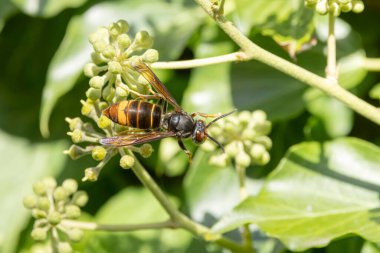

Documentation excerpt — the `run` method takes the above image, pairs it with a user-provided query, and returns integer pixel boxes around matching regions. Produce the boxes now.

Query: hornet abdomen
[103,100,162,129]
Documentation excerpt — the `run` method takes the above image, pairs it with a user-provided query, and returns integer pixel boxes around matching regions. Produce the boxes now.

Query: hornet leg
[178,139,192,164]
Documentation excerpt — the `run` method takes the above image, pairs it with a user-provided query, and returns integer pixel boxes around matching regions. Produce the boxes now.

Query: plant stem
[326,11,337,81]
[194,0,380,126]
[152,52,247,69]
[121,149,253,253]
[236,165,254,251]
[362,58,380,71]
[61,219,177,231]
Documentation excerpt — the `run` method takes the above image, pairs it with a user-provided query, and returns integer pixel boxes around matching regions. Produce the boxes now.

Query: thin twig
[362,58,380,72]
[326,11,337,81]
[151,52,248,69]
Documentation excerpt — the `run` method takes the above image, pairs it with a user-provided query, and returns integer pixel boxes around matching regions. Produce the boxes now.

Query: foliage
[1,0,380,252]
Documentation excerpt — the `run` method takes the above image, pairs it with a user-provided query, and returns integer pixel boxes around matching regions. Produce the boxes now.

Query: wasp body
[100,61,235,161]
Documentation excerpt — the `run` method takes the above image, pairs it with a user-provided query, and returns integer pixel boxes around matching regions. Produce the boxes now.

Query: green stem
[61,219,177,231]
[236,165,254,251]
[326,11,337,81]
[123,149,253,253]
[152,52,247,69]
[362,58,380,71]
[194,0,380,126]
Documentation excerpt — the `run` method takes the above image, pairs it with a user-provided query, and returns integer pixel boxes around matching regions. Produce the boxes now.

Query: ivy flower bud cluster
[305,0,364,15]
[23,178,88,252]
[202,110,272,169]
[64,20,155,181]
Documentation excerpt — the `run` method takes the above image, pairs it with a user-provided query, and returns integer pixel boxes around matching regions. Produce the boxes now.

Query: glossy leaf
[11,0,87,17]
[234,0,315,54]
[231,60,307,121]
[85,187,198,252]
[40,0,203,137]
[0,130,67,253]
[182,24,234,113]
[212,138,380,251]
[184,151,262,225]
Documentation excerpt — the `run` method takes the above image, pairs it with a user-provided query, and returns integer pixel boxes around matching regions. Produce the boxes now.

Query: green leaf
[212,137,380,251]
[182,25,234,113]
[184,151,262,224]
[0,130,67,253]
[40,0,203,137]
[305,89,353,138]
[84,187,195,252]
[231,60,307,121]
[11,0,87,17]
[234,0,315,54]
[0,0,16,32]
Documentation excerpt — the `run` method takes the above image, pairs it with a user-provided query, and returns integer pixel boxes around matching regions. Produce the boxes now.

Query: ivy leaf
[40,0,203,137]
[0,130,67,253]
[212,137,380,251]
[231,60,306,121]
[234,0,315,55]
[11,0,87,17]
[85,187,199,252]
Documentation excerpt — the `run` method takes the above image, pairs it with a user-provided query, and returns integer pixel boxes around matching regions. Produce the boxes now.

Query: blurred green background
[1,0,380,252]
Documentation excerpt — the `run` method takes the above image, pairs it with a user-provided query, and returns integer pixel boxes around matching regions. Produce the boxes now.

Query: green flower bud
[42,177,57,190]
[32,209,47,219]
[251,110,267,124]
[142,49,159,63]
[117,19,129,34]
[80,100,95,117]
[236,150,251,168]
[97,115,112,129]
[137,74,150,85]
[117,34,131,49]
[316,0,329,15]
[337,0,349,4]
[68,129,84,143]
[82,167,99,182]
[33,181,47,196]
[330,2,341,16]
[134,31,153,50]
[65,205,81,219]
[340,2,352,12]
[63,145,87,160]
[93,41,107,53]
[225,141,240,157]
[72,191,88,207]
[253,136,272,149]
[58,242,73,253]
[140,143,154,158]
[86,87,102,101]
[115,86,128,98]
[89,75,106,89]
[23,195,38,209]
[84,63,99,77]
[242,129,256,139]
[201,140,216,152]
[249,143,266,160]
[256,151,270,165]
[92,146,107,161]
[109,22,121,37]
[48,211,62,225]
[102,84,115,102]
[108,61,122,74]
[65,117,83,131]
[62,179,78,194]
[102,45,116,59]
[37,197,50,211]
[68,228,84,242]
[209,153,228,167]
[53,186,68,201]
[120,155,135,169]
[91,52,105,65]
[31,227,47,241]
[352,0,364,13]
[238,111,252,124]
